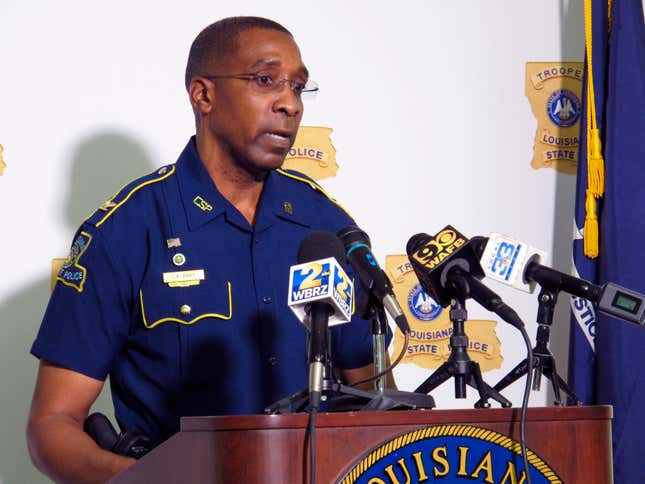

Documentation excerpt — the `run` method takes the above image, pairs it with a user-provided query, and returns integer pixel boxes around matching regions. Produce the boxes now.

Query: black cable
[349,330,410,388]
[485,301,533,483]
[308,407,317,484]
[488,305,533,484]
[491,298,532,484]
[517,323,534,484]
[464,274,533,484]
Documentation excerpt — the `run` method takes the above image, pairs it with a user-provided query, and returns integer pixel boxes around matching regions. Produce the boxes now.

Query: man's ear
[188,77,214,114]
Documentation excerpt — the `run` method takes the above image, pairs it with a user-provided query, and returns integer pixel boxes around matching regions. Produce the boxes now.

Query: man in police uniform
[27,17,381,483]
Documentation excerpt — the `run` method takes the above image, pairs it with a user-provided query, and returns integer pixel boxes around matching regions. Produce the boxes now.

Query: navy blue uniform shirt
[32,138,382,445]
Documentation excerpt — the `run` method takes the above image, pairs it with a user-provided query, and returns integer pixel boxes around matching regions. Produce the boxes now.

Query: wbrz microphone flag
[288,257,353,326]
[568,1,645,481]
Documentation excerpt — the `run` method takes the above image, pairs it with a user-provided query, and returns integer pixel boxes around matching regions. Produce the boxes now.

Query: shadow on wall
[0,132,154,484]
[543,0,585,405]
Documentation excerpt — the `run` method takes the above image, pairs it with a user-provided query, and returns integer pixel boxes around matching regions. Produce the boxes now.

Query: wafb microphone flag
[568,0,645,481]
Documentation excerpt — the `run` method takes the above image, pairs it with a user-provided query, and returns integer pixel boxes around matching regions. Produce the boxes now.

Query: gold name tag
[163,269,205,287]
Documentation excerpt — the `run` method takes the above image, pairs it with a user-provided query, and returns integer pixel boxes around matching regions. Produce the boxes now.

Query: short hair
[185,16,292,90]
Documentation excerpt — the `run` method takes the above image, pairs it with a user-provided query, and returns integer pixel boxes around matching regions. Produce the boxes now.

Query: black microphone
[337,226,410,333]
[471,233,600,299]
[406,226,485,307]
[474,233,645,327]
[297,231,348,409]
[406,226,524,328]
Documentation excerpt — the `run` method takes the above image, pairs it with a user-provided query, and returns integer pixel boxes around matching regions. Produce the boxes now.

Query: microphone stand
[414,272,512,408]
[265,303,436,414]
[488,287,581,405]
[355,289,389,391]
[371,307,388,391]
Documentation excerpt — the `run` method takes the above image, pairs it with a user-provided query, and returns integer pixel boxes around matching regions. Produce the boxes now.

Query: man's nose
[272,81,302,117]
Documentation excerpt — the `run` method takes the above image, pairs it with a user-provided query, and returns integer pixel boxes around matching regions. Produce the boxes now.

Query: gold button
[180,304,191,316]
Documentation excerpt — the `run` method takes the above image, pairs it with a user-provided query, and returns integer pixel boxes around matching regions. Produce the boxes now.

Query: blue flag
[569,0,645,481]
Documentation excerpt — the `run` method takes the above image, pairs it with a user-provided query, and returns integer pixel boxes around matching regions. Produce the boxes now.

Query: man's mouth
[262,131,293,148]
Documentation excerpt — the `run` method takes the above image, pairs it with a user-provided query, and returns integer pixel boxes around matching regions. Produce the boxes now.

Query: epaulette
[275,168,354,220]
[86,164,176,228]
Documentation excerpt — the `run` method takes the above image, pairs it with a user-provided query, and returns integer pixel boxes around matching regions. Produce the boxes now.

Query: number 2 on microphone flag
[569,0,645,481]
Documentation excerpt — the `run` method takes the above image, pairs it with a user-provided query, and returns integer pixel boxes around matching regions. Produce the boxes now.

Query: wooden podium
[110,406,612,483]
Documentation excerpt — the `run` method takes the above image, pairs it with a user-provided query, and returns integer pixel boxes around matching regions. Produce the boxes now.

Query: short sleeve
[31,225,132,380]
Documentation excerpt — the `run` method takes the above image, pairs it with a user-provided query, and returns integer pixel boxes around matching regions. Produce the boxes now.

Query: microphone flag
[288,257,353,326]
[479,233,547,294]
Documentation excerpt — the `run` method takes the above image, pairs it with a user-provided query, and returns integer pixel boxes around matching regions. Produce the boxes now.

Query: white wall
[0,1,584,482]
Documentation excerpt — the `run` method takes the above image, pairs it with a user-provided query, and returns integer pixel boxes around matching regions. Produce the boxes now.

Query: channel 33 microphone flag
[568,0,645,481]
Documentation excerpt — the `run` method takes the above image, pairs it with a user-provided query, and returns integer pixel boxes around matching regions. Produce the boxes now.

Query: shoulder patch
[57,231,92,292]
[86,165,176,227]
[275,168,354,220]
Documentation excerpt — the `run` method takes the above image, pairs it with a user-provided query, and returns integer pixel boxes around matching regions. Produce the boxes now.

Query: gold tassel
[584,190,599,258]
[581,0,607,259]
[588,128,605,196]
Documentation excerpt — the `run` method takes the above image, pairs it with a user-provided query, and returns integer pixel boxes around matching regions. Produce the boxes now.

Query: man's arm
[26,360,135,484]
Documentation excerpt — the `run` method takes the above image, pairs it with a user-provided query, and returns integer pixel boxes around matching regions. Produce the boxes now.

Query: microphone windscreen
[406,233,432,256]
[469,236,489,259]
[297,231,347,265]
[337,226,371,250]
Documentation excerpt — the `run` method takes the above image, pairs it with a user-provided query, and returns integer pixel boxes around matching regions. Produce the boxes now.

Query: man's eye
[255,75,274,88]
[292,82,306,95]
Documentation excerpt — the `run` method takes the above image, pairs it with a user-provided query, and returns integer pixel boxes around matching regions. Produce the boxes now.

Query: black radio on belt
[83,413,152,459]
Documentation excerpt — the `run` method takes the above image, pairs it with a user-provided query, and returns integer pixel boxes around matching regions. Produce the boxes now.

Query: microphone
[475,233,645,327]
[473,233,547,294]
[287,231,354,408]
[406,225,485,308]
[406,226,524,328]
[288,232,354,327]
[337,226,410,333]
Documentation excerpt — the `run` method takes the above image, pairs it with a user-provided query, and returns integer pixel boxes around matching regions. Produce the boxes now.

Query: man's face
[207,28,307,174]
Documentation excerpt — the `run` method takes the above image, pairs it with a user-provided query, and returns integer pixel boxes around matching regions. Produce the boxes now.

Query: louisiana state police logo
[340,425,562,484]
[57,231,92,292]
[547,89,581,128]
[407,284,442,322]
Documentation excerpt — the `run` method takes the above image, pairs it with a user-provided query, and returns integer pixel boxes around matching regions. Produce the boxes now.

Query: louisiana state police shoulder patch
[57,231,92,292]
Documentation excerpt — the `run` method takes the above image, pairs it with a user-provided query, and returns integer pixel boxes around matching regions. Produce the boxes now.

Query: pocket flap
[139,279,232,329]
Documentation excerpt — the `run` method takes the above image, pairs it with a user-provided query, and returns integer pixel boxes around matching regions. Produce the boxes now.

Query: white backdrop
[0,1,585,482]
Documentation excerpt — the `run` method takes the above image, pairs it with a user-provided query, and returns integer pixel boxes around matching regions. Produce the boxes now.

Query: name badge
[163,269,205,287]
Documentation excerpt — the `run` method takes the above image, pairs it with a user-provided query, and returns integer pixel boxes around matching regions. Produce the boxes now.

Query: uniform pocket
[139,270,232,329]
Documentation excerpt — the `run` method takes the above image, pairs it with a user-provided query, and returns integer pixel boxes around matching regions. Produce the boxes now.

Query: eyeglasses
[202,71,319,99]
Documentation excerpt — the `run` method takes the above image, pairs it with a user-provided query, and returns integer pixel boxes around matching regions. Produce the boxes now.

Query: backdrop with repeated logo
[0,1,601,482]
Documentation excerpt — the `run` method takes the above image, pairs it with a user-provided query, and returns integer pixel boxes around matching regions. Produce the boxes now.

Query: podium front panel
[111,406,612,483]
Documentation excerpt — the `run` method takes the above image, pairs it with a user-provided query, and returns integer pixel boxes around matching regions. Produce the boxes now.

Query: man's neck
[196,135,266,226]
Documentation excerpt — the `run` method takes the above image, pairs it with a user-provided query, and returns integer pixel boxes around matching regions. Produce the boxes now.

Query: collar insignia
[99,200,117,211]
[193,195,213,212]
